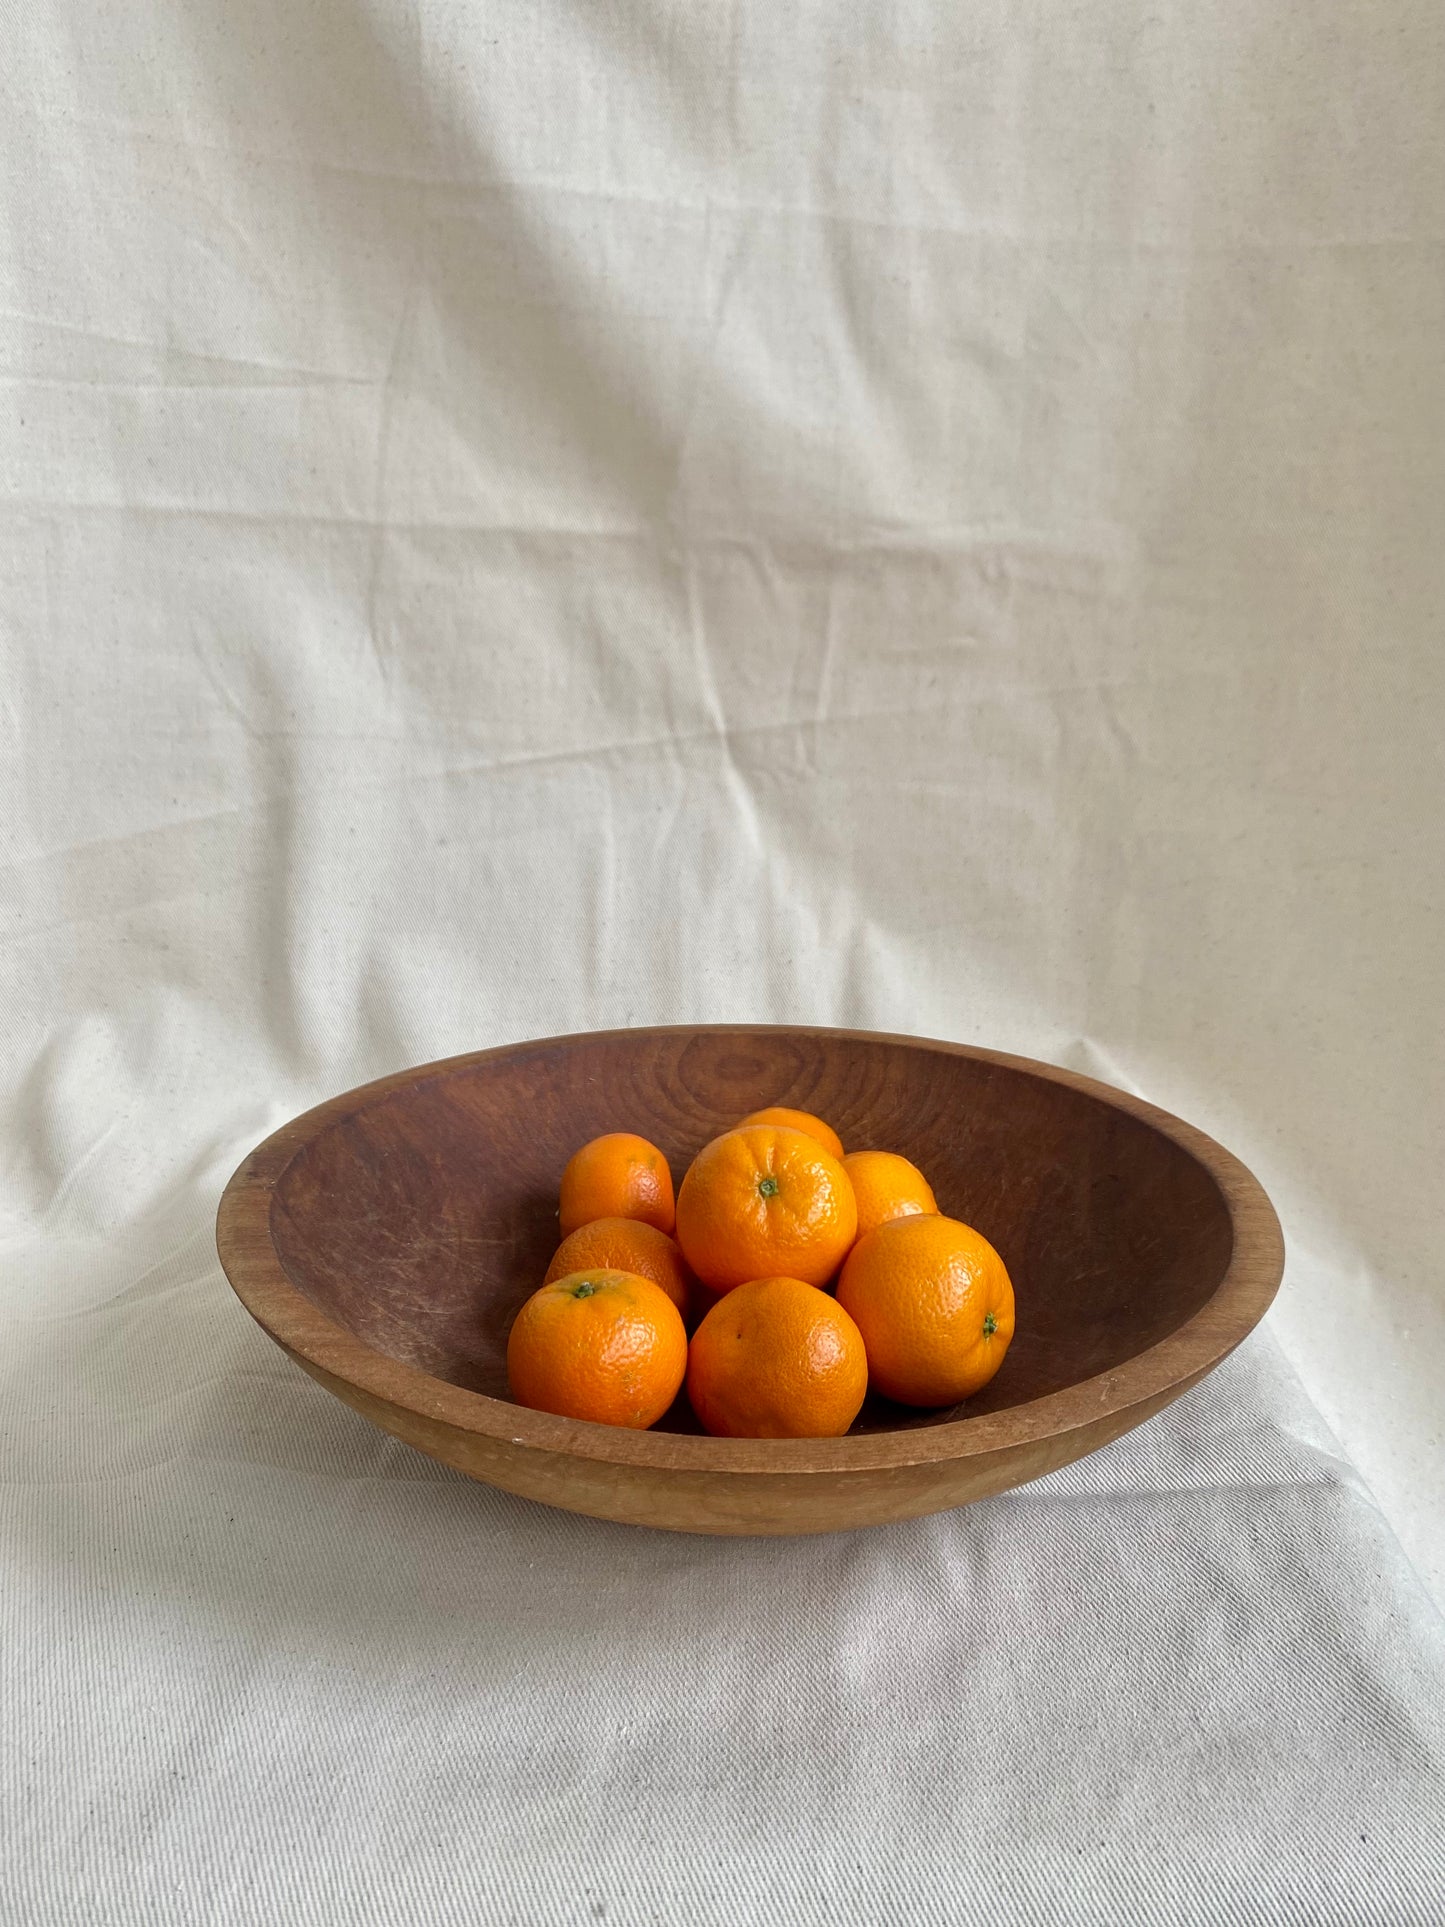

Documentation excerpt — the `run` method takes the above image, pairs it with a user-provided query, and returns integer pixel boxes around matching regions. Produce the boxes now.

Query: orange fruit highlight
[543,1218,692,1317]
[836,1214,1015,1407]
[686,1276,868,1438]
[558,1132,675,1237]
[842,1150,938,1239]
[739,1106,844,1159]
[674,1125,857,1295]
[506,1269,686,1428]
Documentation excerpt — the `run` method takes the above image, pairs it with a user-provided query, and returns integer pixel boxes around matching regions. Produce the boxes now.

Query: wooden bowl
[216,1026,1283,1535]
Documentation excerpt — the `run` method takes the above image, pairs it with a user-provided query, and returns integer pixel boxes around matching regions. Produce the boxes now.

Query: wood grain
[216,1026,1284,1534]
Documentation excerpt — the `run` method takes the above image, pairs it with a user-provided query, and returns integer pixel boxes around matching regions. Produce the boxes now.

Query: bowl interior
[266,1029,1233,1435]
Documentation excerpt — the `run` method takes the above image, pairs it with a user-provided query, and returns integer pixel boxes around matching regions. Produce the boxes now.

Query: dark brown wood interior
[269,1028,1233,1433]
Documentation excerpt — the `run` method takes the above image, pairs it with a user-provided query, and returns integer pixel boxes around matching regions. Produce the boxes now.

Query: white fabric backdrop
[8,1217,1445,1923]
[4,2,1444,1917]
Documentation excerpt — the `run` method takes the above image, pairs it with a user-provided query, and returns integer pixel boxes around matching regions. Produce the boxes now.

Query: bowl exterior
[287,1345,1209,1534]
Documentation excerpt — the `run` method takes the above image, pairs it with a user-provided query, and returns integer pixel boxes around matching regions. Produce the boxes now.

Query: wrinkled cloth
[5,1202,1445,1924]
[3,0,1445,1919]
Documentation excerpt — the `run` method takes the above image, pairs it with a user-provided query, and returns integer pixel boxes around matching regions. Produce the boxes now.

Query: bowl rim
[216,1025,1284,1476]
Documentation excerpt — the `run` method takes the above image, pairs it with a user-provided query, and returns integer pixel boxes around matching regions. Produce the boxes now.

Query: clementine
[842,1149,938,1240]
[739,1106,844,1159]
[506,1269,686,1428]
[836,1214,1014,1407]
[558,1132,675,1237]
[687,1275,868,1438]
[543,1217,692,1317]
[674,1124,857,1295]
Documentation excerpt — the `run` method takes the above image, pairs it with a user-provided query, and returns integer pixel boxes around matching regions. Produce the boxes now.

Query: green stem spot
[982,1311,998,1336]
[758,1176,780,1198]
[571,1281,599,1299]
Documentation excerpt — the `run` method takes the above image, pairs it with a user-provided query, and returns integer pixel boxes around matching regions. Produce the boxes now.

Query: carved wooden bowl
[216,1026,1283,1535]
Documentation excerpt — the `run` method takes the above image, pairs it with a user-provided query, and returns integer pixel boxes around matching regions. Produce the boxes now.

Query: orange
[543,1217,692,1317]
[687,1275,868,1438]
[842,1150,938,1240]
[836,1214,1014,1407]
[506,1269,686,1428]
[674,1124,857,1295]
[739,1106,844,1160]
[558,1132,675,1237]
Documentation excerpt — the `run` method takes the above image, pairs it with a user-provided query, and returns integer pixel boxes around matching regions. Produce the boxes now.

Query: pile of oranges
[506,1106,1016,1439]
